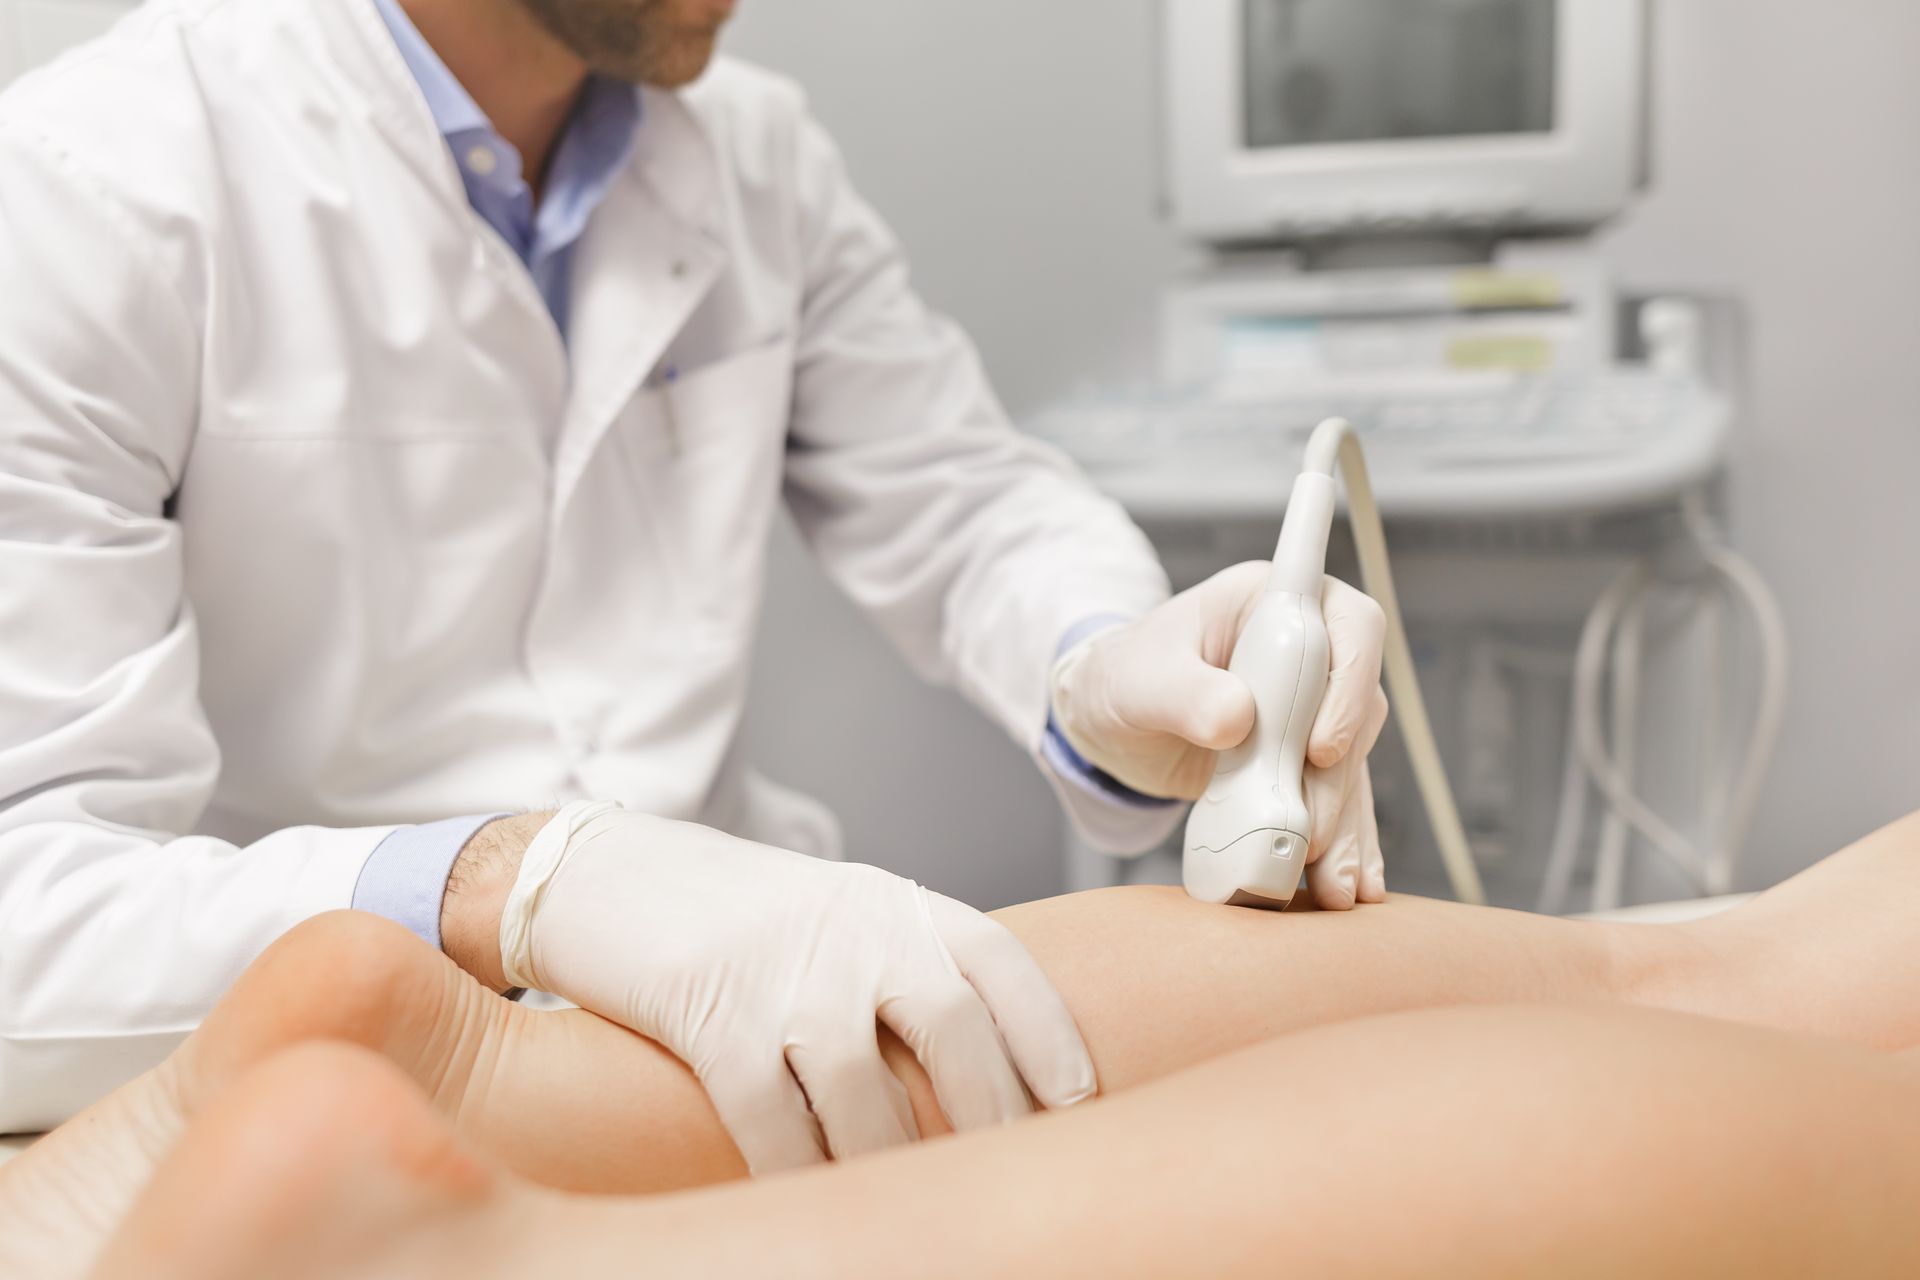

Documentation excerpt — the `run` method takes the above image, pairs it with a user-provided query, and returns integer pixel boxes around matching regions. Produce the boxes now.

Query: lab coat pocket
[615,337,796,649]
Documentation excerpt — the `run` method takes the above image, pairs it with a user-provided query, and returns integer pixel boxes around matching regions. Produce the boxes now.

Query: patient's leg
[1660,807,1920,1050]
[5,890,1628,1273]
[2,893,1640,1277]
[988,802,1920,1077]
[21,805,1920,1272]
[5,887,1671,1188]
[97,1004,1920,1279]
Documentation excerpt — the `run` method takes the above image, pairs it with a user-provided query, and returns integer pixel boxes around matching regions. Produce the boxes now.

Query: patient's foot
[90,1042,535,1280]
[1,908,772,1279]
[0,912,511,1279]
[0,1054,190,1278]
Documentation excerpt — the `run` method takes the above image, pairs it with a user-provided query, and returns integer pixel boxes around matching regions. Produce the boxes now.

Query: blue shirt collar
[373,0,494,143]
[371,0,641,340]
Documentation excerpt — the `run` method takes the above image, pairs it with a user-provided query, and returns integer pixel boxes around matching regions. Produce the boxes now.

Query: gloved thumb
[1108,652,1255,752]
[1170,663,1257,752]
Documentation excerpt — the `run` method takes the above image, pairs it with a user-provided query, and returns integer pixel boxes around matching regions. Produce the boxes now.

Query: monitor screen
[1243,0,1558,150]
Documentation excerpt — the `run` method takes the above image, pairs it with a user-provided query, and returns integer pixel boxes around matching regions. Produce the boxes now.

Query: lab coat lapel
[313,0,484,207]
[554,88,729,520]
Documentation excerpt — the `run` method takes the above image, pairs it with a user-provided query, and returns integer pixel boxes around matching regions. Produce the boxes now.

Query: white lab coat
[0,0,1175,1131]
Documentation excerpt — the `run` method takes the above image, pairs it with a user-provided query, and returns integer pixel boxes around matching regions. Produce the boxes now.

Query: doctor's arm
[776,100,1389,890]
[775,104,1181,854]
[0,125,423,1132]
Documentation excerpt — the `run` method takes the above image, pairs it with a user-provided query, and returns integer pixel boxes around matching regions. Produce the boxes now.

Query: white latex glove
[1050,561,1390,909]
[502,803,1096,1173]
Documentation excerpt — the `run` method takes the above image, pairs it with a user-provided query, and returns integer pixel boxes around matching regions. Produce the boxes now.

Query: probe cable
[1305,419,1489,906]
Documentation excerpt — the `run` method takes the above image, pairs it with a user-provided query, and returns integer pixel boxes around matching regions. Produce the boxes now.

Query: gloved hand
[500,803,1095,1173]
[1050,561,1390,909]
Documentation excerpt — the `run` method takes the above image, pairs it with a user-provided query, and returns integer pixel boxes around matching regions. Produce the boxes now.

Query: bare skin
[95,1011,1920,1278]
[26,889,1638,1275]
[10,809,1920,1276]
[395,0,732,199]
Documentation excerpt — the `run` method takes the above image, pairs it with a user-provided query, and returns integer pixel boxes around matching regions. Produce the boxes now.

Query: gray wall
[728,2,1192,908]
[729,0,1920,905]
[1600,2,1920,879]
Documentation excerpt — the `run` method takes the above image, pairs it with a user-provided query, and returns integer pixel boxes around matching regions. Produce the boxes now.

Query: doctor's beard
[517,0,737,88]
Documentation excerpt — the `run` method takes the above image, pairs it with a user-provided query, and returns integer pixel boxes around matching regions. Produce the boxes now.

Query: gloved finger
[1114,654,1257,753]
[1304,753,1358,868]
[1309,751,1380,909]
[782,1019,919,1160]
[1306,790,1365,911]
[1306,686,1390,861]
[924,892,1097,1110]
[1308,578,1388,769]
[1355,765,1388,904]
[879,967,1032,1133]
[700,1053,829,1175]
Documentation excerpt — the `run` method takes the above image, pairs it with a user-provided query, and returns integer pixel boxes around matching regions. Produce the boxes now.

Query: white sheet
[1578,894,1753,924]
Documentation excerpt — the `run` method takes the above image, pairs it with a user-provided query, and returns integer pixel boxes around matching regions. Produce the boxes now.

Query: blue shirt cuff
[351,813,510,950]
[1045,614,1179,810]
[1042,716,1181,810]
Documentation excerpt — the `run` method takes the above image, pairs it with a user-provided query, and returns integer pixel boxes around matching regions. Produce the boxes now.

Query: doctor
[0,0,1390,1164]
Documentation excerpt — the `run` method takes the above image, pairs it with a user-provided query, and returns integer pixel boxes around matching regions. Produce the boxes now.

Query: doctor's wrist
[441,811,554,993]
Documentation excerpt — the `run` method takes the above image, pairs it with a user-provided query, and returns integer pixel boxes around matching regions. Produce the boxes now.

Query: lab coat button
[671,259,688,280]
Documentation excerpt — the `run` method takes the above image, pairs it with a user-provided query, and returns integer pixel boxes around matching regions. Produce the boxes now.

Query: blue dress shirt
[351,0,1159,950]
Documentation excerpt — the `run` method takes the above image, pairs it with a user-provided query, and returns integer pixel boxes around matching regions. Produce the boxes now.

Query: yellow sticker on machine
[1446,335,1556,372]
[1451,271,1567,310]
